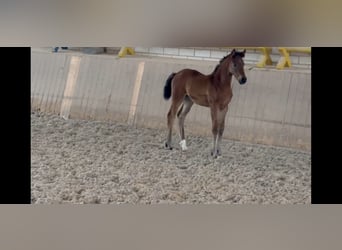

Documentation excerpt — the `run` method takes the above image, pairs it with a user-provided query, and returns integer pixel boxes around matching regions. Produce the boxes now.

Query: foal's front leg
[210,105,228,158]
[210,105,220,158]
[216,106,228,156]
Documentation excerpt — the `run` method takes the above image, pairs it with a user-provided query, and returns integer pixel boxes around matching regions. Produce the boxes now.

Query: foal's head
[224,49,247,85]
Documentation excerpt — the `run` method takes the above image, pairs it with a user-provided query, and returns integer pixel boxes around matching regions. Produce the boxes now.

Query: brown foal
[163,49,247,158]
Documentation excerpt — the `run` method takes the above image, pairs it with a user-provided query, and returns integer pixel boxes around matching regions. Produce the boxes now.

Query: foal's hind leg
[177,95,193,150]
[165,97,184,150]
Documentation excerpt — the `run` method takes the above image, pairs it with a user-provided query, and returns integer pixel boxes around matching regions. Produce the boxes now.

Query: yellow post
[276,48,291,69]
[256,47,273,68]
[118,47,135,58]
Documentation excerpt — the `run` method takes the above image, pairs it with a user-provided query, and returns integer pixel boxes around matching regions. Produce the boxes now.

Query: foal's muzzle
[239,76,247,85]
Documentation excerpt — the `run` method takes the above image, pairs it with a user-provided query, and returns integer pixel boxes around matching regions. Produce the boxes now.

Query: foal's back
[175,68,211,87]
[173,68,212,107]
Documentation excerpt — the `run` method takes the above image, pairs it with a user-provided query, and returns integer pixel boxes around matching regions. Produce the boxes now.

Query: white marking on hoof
[179,140,188,151]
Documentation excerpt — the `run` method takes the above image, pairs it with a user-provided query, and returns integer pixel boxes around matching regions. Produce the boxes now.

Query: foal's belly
[188,95,209,107]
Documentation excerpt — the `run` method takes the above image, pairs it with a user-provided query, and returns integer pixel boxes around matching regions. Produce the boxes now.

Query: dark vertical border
[0,47,31,204]
[311,47,341,204]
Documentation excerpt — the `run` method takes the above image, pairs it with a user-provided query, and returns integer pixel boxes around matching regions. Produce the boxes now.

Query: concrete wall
[31,50,311,151]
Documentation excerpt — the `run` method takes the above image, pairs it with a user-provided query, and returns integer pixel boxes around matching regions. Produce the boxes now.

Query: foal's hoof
[179,140,188,151]
[211,149,221,158]
[165,142,173,150]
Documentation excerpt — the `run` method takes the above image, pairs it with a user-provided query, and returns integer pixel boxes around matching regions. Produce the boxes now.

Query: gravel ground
[31,111,311,204]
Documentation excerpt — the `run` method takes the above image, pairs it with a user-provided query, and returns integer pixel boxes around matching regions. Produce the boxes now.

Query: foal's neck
[211,61,232,88]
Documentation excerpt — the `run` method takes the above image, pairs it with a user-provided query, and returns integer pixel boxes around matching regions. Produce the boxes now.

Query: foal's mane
[212,50,245,75]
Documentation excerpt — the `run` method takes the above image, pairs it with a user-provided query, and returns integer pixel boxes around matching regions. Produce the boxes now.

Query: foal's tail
[163,72,176,100]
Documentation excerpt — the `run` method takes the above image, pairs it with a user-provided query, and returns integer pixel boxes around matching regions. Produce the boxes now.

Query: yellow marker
[277,47,311,69]
[118,47,135,57]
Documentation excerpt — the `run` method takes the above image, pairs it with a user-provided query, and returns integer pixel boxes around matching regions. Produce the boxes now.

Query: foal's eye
[233,63,237,68]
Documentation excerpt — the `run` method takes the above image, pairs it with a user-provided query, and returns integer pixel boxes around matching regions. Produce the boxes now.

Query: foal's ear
[242,49,246,57]
[231,49,236,58]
